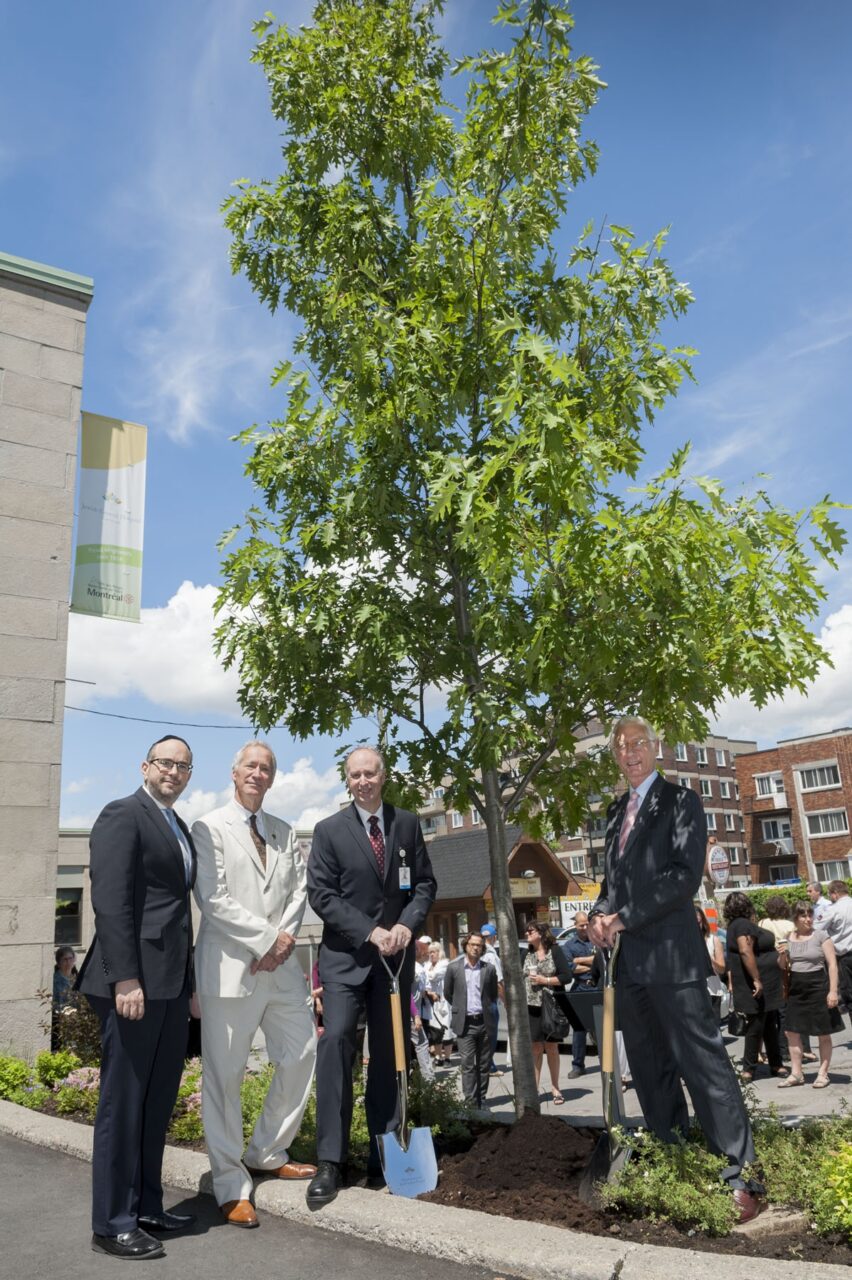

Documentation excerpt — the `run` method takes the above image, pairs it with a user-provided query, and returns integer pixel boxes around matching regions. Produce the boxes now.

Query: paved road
[0,1134,520,1280]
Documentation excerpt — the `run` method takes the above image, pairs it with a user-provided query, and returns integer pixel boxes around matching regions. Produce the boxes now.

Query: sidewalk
[471,1024,852,1126]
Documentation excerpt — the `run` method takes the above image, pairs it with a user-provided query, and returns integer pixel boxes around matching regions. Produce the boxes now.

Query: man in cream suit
[192,741,317,1228]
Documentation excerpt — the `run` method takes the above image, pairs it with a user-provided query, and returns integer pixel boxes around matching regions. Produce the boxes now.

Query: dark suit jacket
[308,801,436,985]
[443,955,499,1039]
[594,774,707,985]
[76,787,196,1001]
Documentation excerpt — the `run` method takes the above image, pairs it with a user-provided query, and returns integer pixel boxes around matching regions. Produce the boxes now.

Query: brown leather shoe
[220,1199,259,1228]
[732,1188,766,1225]
[249,1161,317,1180]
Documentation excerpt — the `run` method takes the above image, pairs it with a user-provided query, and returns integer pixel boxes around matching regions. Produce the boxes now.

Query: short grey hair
[344,744,386,775]
[609,714,658,755]
[232,740,277,774]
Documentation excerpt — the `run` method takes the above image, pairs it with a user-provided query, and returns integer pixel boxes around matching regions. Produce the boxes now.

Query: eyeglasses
[149,757,193,776]
[524,926,539,934]
[614,737,653,755]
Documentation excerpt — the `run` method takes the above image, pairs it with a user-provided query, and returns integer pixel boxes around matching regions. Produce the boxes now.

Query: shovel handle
[389,986,407,1073]
[600,986,616,1073]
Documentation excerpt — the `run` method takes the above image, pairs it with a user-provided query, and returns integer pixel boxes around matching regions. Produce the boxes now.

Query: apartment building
[735,729,852,886]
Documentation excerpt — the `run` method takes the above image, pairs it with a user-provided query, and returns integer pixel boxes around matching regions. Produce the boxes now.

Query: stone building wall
[0,251,93,1055]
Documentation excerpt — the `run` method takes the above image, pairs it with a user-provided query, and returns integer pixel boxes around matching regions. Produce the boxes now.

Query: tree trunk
[482,766,540,1116]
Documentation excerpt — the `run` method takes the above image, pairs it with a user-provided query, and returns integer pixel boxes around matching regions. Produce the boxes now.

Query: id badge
[399,866,412,890]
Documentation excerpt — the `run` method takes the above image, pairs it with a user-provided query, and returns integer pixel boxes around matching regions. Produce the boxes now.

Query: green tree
[218,0,844,1115]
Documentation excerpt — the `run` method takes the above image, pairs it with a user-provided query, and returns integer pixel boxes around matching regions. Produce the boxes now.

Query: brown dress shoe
[732,1188,766,1224]
[249,1161,317,1180]
[220,1199,259,1228]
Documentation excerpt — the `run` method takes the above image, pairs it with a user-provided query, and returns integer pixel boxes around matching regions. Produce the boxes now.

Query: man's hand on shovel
[370,923,412,955]
[589,913,625,948]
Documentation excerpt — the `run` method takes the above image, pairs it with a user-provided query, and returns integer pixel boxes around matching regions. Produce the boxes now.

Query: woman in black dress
[723,892,787,1081]
[778,901,841,1088]
[522,922,573,1104]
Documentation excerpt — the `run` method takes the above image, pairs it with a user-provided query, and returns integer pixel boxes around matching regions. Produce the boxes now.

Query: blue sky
[2,1,851,830]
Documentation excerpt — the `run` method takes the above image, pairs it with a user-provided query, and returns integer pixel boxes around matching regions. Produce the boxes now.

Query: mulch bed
[422,1111,852,1266]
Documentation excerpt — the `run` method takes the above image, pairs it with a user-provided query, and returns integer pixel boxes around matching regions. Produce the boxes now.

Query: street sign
[709,845,730,887]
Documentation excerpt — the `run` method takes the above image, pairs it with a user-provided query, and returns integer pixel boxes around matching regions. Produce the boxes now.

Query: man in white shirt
[192,741,317,1228]
[822,880,852,1009]
[807,881,832,926]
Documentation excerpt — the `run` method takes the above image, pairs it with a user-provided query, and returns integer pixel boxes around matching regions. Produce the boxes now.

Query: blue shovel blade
[377,1126,438,1197]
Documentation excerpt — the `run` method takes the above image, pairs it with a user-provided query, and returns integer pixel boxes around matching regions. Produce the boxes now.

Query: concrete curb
[1,1101,847,1280]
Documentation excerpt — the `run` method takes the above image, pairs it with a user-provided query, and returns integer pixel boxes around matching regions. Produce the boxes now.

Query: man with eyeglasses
[588,715,762,1224]
[76,736,197,1259]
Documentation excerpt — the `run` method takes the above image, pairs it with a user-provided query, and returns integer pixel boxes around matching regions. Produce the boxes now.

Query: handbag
[727,1009,748,1038]
[539,987,571,1042]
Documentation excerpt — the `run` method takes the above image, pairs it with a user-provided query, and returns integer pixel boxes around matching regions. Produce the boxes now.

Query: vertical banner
[71,413,147,621]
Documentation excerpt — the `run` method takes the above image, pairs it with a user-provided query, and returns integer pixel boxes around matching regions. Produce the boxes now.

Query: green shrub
[35,1049,80,1088]
[7,1083,51,1110]
[809,1142,852,1240]
[598,1127,738,1236]
[0,1055,32,1100]
[409,1068,475,1142]
[54,1066,100,1120]
[167,1058,204,1143]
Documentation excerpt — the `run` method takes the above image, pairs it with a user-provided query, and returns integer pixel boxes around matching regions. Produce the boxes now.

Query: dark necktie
[249,813,267,870]
[368,815,386,877]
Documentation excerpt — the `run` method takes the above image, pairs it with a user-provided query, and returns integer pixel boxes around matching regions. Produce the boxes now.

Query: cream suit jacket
[192,799,307,997]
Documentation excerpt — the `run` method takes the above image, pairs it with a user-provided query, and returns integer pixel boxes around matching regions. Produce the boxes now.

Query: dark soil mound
[423,1111,852,1266]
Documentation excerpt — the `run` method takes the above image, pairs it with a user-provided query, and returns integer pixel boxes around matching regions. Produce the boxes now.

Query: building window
[569,854,586,875]
[695,746,707,766]
[432,786,444,801]
[675,743,688,762]
[706,813,717,831]
[470,808,480,825]
[743,849,750,864]
[450,810,464,829]
[799,764,841,792]
[700,779,712,798]
[755,772,784,796]
[55,888,82,946]
[761,817,792,841]
[677,775,690,790]
[720,780,731,799]
[656,741,664,759]
[729,847,740,865]
[815,859,849,881]
[725,812,736,831]
[734,782,740,800]
[715,748,726,766]
[806,810,849,838]
[769,864,797,882]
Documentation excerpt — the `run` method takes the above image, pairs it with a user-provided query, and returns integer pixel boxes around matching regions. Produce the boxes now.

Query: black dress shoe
[306,1160,343,1209]
[138,1210,196,1232]
[91,1228,165,1259]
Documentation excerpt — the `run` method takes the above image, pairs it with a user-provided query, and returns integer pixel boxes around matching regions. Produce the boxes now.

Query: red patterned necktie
[618,790,640,858]
[368,815,386,876]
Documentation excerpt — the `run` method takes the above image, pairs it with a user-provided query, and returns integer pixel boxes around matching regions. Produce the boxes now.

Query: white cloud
[66,581,242,715]
[714,603,852,745]
[63,777,96,795]
[176,756,346,831]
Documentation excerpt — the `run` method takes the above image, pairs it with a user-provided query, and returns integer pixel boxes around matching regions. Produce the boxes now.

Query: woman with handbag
[778,901,842,1088]
[523,921,572,1105]
[696,907,727,1021]
[723,892,788,1082]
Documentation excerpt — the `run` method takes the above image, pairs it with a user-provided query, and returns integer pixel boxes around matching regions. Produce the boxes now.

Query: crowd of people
[69,720,850,1257]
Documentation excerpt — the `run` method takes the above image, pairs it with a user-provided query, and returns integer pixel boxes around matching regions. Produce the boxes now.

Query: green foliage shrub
[35,1049,80,1088]
[0,1055,32,1100]
[811,1142,852,1240]
[54,1066,100,1120]
[167,1058,204,1143]
[409,1068,475,1142]
[598,1127,738,1235]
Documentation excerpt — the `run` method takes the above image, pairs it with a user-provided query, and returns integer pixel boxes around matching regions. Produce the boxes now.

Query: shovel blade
[577,1130,632,1205]
[377,1125,438,1197]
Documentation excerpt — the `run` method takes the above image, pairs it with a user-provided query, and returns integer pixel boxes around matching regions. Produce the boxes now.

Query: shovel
[376,953,438,1197]
[578,934,632,1202]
